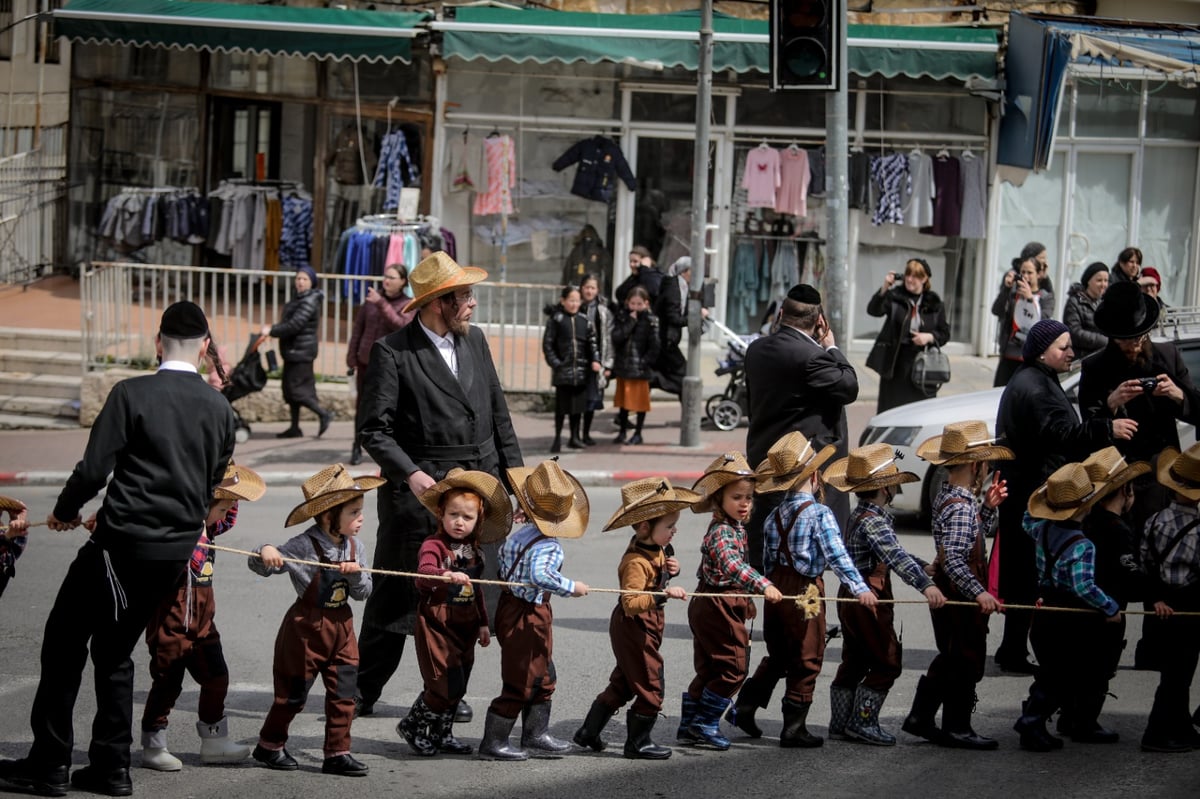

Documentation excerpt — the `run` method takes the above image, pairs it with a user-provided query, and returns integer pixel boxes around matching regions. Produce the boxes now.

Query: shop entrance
[208,98,282,185]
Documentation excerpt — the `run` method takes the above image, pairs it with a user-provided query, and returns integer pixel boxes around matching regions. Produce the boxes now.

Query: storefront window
[630,92,725,124]
[326,56,431,104]
[997,155,1065,316]
[1074,80,1140,138]
[735,87,825,128]
[72,45,201,87]
[1139,147,1197,305]
[1145,82,1200,140]
[860,78,987,136]
[446,60,621,120]
[209,53,317,97]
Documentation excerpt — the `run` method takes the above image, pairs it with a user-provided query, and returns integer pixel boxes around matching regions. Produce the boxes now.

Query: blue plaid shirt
[931,483,997,599]
[845,500,934,593]
[763,491,868,595]
[499,523,575,604]
[1023,513,1119,616]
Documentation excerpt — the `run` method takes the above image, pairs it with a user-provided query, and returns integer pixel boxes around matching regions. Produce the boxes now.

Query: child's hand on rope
[260,545,283,569]
[763,585,783,604]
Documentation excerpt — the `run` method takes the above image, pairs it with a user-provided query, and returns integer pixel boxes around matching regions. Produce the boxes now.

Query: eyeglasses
[447,289,475,304]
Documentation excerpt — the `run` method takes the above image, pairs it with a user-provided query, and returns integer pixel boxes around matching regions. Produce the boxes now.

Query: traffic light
[770,0,840,91]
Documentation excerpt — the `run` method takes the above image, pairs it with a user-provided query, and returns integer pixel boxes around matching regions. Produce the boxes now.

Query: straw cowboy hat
[418,468,514,545]
[1080,446,1150,506]
[915,420,1015,466]
[404,251,489,314]
[823,443,920,493]
[754,431,838,495]
[506,460,590,539]
[1027,462,1104,521]
[213,463,267,502]
[1156,443,1200,501]
[603,477,703,532]
[285,464,386,527]
[0,495,23,514]
[691,452,756,512]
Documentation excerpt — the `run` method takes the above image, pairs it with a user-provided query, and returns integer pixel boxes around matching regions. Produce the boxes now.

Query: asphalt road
[1,486,1195,798]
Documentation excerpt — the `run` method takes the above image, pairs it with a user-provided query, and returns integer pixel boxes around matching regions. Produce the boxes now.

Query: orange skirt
[614,378,651,413]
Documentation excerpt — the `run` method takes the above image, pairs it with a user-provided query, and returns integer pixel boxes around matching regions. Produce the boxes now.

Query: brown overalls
[597,539,670,715]
[414,540,486,714]
[489,534,557,720]
[834,510,903,692]
[258,537,359,758]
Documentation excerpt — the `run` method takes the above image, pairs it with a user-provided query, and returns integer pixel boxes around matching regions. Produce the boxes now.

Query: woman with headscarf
[261,266,332,439]
[864,257,950,413]
[993,320,1136,673]
[1062,261,1110,364]
[651,256,695,397]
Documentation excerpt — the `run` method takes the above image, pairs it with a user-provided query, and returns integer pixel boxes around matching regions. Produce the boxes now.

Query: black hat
[1094,281,1160,339]
[1080,261,1108,287]
[786,284,822,305]
[159,301,210,339]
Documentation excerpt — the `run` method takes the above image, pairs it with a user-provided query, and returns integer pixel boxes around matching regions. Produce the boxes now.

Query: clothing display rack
[206,180,313,271]
[332,214,457,303]
[98,185,207,251]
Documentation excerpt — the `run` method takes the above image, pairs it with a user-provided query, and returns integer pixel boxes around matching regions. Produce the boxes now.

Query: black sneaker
[0,758,70,797]
[322,754,368,777]
[252,745,298,771]
[70,765,132,797]
[276,427,303,439]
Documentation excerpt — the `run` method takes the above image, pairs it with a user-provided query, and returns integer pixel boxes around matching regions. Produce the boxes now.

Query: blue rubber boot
[685,688,732,751]
[677,692,702,744]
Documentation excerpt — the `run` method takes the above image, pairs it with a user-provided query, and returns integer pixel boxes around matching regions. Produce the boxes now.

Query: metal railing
[80,261,561,393]
[0,141,66,284]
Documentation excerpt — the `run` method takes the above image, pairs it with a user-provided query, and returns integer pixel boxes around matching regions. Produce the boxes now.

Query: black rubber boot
[521,702,571,752]
[624,710,672,760]
[573,700,614,752]
[429,710,473,755]
[902,675,943,742]
[349,442,363,465]
[1068,692,1119,744]
[397,695,440,757]
[726,676,768,738]
[940,688,999,750]
[780,699,823,748]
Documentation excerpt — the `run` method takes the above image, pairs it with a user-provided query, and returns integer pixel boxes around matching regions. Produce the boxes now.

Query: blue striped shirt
[498,523,575,604]
[763,491,869,595]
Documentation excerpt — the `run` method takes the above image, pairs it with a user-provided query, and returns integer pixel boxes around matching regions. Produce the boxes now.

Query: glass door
[1065,149,1135,285]
[629,133,715,270]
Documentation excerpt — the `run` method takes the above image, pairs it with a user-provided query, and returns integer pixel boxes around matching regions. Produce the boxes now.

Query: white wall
[0,0,72,134]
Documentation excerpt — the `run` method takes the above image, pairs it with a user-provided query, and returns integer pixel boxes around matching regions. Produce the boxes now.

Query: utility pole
[824,7,849,344]
[681,0,713,447]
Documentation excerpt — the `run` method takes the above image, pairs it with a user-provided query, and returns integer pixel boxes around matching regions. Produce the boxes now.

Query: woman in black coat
[611,286,661,445]
[542,285,599,453]
[262,266,331,438]
[865,258,950,413]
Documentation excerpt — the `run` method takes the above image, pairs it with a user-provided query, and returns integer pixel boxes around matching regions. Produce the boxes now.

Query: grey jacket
[1062,284,1107,362]
[249,525,372,601]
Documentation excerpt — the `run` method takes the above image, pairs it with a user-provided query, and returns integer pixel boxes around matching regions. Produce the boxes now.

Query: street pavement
[0,486,1195,799]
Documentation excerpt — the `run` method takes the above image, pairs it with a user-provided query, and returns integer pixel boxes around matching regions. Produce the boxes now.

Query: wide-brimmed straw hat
[506,460,589,539]
[603,477,703,532]
[1156,444,1200,501]
[0,494,24,513]
[1028,462,1104,521]
[754,431,838,495]
[691,452,756,512]
[418,468,514,545]
[824,443,920,493]
[285,464,386,527]
[1094,280,1160,339]
[404,251,488,314]
[916,420,1015,466]
[213,463,266,502]
[1081,447,1150,507]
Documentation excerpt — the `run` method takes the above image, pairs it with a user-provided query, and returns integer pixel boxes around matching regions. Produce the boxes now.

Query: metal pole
[824,3,849,344]
[681,0,713,447]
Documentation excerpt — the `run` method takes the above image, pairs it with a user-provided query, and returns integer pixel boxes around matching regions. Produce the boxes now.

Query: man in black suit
[0,302,235,798]
[356,252,524,718]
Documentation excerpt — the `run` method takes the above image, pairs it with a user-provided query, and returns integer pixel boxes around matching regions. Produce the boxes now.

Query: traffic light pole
[680,0,713,448]
[824,11,849,345]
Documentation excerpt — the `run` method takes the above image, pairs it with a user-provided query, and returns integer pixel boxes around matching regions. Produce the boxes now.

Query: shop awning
[54,0,430,63]
[434,7,999,82]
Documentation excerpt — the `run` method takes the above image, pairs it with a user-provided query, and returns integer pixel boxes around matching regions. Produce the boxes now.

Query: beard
[1118,338,1153,367]
[441,303,471,337]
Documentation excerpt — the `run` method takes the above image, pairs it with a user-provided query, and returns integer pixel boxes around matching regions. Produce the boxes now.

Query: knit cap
[1023,319,1071,361]
[1080,261,1108,287]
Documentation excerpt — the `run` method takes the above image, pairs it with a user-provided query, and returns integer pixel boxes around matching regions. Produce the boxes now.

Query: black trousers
[27,541,186,771]
[1145,597,1200,741]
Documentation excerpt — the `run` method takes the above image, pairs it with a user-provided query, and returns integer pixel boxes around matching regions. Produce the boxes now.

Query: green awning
[54,0,429,63]
[435,8,999,82]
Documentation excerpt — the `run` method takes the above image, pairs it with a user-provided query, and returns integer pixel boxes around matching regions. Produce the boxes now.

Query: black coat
[561,225,612,288]
[552,136,637,203]
[611,308,660,381]
[1085,507,1147,608]
[614,267,664,308]
[864,287,950,379]
[542,308,597,388]
[654,275,687,348]
[991,284,1052,360]
[270,289,323,363]
[1062,284,1107,362]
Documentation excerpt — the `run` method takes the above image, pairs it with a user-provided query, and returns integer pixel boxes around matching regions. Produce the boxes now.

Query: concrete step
[0,349,80,377]
[0,327,84,354]
[0,373,81,401]
[0,394,80,419]
[0,411,80,430]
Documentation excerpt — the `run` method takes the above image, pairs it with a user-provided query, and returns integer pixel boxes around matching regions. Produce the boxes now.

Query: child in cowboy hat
[680,452,782,751]
[1138,442,1200,753]
[140,464,267,772]
[823,443,947,747]
[398,469,513,758]
[573,477,698,759]
[1013,461,1125,752]
[731,432,878,749]
[248,464,384,777]
[0,495,28,599]
[903,420,1010,750]
[478,460,590,761]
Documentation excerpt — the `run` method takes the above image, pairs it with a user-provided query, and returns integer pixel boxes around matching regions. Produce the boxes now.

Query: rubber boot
[567,415,584,449]
[1014,700,1060,752]
[686,688,732,750]
[582,411,596,445]
[828,685,856,741]
[397,695,440,757]
[726,676,767,738]
[624,710,671,760]
[613,410,629,444]
[677,692,702,744]
[845,686,896,746]
[521,702,571,752]
[196,717,251,764]
[429,711,473,755]
[628,412,646,445]
[902,675,943,742]
[141,728,182,772]
[780,699,824,748]
[940,688,999,750]
[455,699,474,724]
[1068,691,1118,744]
[573,700,614,752]
[477,711,528,761]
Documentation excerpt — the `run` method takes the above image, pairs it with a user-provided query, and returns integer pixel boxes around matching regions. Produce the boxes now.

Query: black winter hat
[1022,319,1070,361]
[1080,261,1108,287]
[159,301,209,339]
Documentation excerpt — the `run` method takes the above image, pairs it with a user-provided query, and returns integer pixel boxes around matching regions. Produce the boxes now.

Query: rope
[203,542,1200,618]
[0,521,45,535]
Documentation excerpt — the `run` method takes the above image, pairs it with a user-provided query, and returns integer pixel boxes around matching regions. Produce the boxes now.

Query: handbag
[911,344,951,397]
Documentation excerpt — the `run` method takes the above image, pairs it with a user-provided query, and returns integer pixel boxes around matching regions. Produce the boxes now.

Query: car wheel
[711,399,742,431]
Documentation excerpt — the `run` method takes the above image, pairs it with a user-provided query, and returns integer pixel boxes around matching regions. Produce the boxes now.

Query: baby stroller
[705,318,758,431]
[222,334,270,443]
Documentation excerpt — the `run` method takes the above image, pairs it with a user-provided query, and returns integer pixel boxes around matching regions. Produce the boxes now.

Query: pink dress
[775,148,811,218]
[742,146,780,208]
[472,135,516,216]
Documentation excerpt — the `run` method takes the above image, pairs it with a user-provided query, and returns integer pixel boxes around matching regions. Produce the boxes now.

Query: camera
[1138,376,1159,394]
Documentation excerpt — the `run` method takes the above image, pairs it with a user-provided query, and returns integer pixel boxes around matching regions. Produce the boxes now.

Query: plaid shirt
[499,523,575,604]
[189,503,238,578]
[1140,500,1200,591]
[1024,513,1119,616]
[846,499,933,593]
[697,515,771,593]
[931,483,997,599]
[764,491,868,594]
